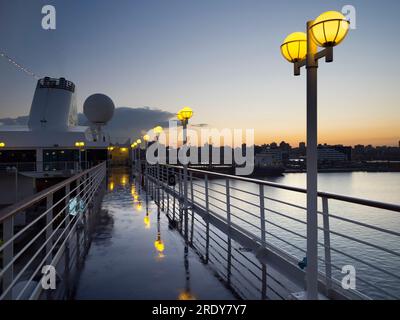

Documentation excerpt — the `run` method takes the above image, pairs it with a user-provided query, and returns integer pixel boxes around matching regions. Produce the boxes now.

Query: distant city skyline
[0,0,399,146]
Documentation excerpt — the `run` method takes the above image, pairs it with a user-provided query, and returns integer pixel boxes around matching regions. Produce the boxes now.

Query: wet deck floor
[73,168,235,300]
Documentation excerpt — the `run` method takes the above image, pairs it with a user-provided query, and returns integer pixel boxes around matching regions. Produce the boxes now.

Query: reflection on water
[74,168,234,300]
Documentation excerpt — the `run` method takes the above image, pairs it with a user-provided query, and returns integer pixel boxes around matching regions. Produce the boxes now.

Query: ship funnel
[28,77,77,131]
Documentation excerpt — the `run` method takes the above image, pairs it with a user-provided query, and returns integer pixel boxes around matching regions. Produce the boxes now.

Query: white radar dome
[83,93,115,124]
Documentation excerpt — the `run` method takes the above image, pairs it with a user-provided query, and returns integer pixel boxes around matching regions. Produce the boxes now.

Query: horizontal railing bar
[264,196,307,211]
[0,167,103,252]
[322,212,400,238]
[264,208,307,226]
[226,185,260,197]
[328,262,399,299]
[265,230,306,254]
[329,246,400,281]
[0,176,96,277]
[229,203,260,220]
[0,162,105,222]
[266,220,307,240]
[164,165,400,212]
[328,229,400,257]
[230,212,261,231]
[232,247,262,271]
[20,176,103,300]
[229,194,260,209]
[1,169,103,298]
[230,255,263,282]
[230,263,262,293]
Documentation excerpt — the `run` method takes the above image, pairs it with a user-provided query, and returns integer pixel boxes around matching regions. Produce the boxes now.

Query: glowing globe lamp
[153,126,163,135]
[179,107,193,120]
[310,11,350,47]
[280,32,307,63]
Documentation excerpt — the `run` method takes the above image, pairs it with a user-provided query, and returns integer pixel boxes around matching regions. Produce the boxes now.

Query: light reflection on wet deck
[73,168,235,300]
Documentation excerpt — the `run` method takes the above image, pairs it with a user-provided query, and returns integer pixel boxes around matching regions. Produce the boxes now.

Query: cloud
[0,107,174,141]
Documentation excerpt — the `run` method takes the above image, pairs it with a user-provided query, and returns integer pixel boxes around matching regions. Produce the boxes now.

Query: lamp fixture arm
[294,47,333,76]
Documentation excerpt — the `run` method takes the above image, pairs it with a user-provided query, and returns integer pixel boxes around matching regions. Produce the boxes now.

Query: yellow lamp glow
[179,107,193,120]
[121,147,128,152]
[131,143,137,148]
[154,239,165,253]
[310,11,350,47]
[108,146,114,151]
[280,32,307,63]
[144,215,150,228]
[143,134,150,142]
[0,142,5,148]
[75,141,85,147]
[177,111,184,121]
[178,291,196,300]
[121,176,128,186]
[136,139,142,144]
[153,126,163,135]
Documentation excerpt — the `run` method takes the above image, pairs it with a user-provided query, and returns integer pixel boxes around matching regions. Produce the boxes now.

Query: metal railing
[0,161,97,173]
[0,162,107,300]
[143,163,400,300]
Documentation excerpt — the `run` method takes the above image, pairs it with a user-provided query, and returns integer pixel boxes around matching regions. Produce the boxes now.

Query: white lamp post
[281,11,350,299]
[177,107,193,243]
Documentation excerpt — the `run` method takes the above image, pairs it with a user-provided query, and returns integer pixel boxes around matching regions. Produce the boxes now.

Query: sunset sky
[0,0,399,146]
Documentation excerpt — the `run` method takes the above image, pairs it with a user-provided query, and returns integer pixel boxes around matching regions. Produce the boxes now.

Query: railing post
[161,166,165,211]
[172,168,176,221]
[157,163,160,205]
[189,171,194,244]
[226,178,232,284]
[322,197,332,296]
[46,194,54,264]
[205,174,210,264]
[2,216,14,299]
[183,166,189,243]
[259,184,266,246]
[166,166,170,214]
[178,169,183,229]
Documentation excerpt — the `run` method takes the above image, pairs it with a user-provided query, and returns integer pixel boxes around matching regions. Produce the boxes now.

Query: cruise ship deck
[73,168,235,300]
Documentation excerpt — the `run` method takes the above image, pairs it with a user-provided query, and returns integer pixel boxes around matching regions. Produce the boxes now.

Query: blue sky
[0,0,399,145]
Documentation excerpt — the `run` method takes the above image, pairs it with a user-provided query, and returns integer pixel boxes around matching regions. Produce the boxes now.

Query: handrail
[164,164,400,212]
[0,162,105,223]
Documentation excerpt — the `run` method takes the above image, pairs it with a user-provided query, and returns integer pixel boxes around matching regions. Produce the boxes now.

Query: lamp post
[177,107,193,243]
[131,142,137,170]
[136,138,142,172]
[153,126,163,205]
[280,11,349,300]
[143,134,150,189]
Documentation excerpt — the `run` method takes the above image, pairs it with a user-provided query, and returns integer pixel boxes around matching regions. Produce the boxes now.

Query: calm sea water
[190,172,400,299]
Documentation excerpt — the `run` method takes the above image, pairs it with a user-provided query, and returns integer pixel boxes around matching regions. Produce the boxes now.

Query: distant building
[317,147,347,163]
[255,149,283,166]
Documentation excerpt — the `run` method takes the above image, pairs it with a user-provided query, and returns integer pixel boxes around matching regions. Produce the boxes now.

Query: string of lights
[0,50,41,80]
